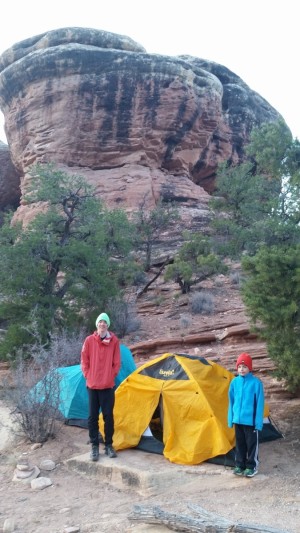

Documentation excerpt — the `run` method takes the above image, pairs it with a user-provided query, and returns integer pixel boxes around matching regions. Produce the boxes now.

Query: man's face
[237,363,250,377]
[97,320,108,336]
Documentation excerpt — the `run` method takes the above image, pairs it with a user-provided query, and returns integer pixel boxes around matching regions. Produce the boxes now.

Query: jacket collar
[93,330,112,344]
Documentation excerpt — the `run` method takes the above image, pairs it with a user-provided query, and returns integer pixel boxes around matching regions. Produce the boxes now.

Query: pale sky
[0,0,299,143]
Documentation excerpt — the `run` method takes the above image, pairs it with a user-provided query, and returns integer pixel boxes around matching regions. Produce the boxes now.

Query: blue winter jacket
[228,372,264,431]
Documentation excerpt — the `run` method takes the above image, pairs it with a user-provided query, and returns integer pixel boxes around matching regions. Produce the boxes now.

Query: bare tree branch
[136,256,171,299]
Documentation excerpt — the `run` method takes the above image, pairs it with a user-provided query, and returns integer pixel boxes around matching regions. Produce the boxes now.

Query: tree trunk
[137,257,170,298]
[129,504,290,533]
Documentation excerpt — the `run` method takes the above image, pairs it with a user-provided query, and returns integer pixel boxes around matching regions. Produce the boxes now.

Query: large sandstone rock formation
[0,27,286,227]
[0,28,296,400]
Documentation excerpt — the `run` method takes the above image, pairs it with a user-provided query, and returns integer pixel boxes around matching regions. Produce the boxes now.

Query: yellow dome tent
[100,352,264,465]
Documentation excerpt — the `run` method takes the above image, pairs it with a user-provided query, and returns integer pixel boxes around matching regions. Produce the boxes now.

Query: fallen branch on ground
[129,504,290,533]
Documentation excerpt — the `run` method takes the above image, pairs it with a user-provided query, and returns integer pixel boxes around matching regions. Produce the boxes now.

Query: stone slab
[64,447,218,496]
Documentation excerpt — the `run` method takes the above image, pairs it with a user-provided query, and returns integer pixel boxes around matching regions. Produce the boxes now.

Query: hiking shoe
[105,445,117,458]
[233,467,244,476]
[90,445,99,462]
[244,468,257,477]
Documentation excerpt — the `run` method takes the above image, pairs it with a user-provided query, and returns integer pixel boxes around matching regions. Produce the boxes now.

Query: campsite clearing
[0,396,299,533]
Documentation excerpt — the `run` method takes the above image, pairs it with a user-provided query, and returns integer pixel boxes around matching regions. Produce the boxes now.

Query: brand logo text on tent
[159,369,175,376]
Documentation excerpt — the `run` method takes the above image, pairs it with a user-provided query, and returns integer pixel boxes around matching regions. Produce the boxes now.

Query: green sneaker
[244,468,258,477]
[233,467,244,476]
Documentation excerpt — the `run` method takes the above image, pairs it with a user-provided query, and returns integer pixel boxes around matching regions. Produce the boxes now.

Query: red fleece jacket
[81,331,121,389]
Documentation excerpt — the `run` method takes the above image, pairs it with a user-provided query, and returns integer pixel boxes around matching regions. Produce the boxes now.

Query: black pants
[87,387,115,447]
[234,424,259,470]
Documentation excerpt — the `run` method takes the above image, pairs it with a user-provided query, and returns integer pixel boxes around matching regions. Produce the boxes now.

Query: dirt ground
[0,397,299,533]
[0,274,299,533]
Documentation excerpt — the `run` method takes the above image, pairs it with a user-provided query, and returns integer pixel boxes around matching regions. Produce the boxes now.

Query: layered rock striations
[0,28,294,398]
[0,27,286,227]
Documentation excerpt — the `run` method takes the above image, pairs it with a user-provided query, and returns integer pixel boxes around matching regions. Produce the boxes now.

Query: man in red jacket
[81,312,121,461]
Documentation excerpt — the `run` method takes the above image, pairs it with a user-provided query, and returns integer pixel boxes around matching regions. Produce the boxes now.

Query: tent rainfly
[100,352,277,466]
[31,344,136,423]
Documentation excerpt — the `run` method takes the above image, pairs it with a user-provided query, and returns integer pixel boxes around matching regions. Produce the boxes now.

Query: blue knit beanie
[95,312,110,328]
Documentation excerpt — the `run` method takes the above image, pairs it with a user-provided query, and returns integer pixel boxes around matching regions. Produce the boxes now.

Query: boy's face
[97,320,108,336]
[237,363,250,376]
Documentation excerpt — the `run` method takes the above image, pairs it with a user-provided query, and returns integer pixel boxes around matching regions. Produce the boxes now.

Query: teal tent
[31,344,136,422]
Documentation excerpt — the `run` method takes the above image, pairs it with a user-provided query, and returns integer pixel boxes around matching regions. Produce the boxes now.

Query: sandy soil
[0,397,299,533]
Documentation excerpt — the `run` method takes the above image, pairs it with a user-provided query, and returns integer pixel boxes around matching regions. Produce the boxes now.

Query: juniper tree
[211,119,300,391]
[164,232,227,293]
[242,245,300,392]
[210,119,300,258]
[0,164,135,359]
[133,195,178,271]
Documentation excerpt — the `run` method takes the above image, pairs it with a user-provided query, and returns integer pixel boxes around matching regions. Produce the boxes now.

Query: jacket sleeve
[228,381,234,428]
[81,338,90,379]
[112,338,121,377]
[255,379,265,431]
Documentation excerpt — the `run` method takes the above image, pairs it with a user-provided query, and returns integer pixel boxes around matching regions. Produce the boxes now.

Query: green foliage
[242,246,300,392]
[210,120,300,391]
[246,118,293,180]
[211,120,300,258]
[133,196,179,271]
[165,259,193,294]
[285,139,300,186]
[0,164,135,360]
[210,161,282,257]
[246,118,300,187]
[164,232,227,293]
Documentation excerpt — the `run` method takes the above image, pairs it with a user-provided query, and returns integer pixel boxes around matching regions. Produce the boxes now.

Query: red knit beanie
[236,352,252,371]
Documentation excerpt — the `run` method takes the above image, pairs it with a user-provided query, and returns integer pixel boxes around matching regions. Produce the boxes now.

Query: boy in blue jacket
[228,352,264,477]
